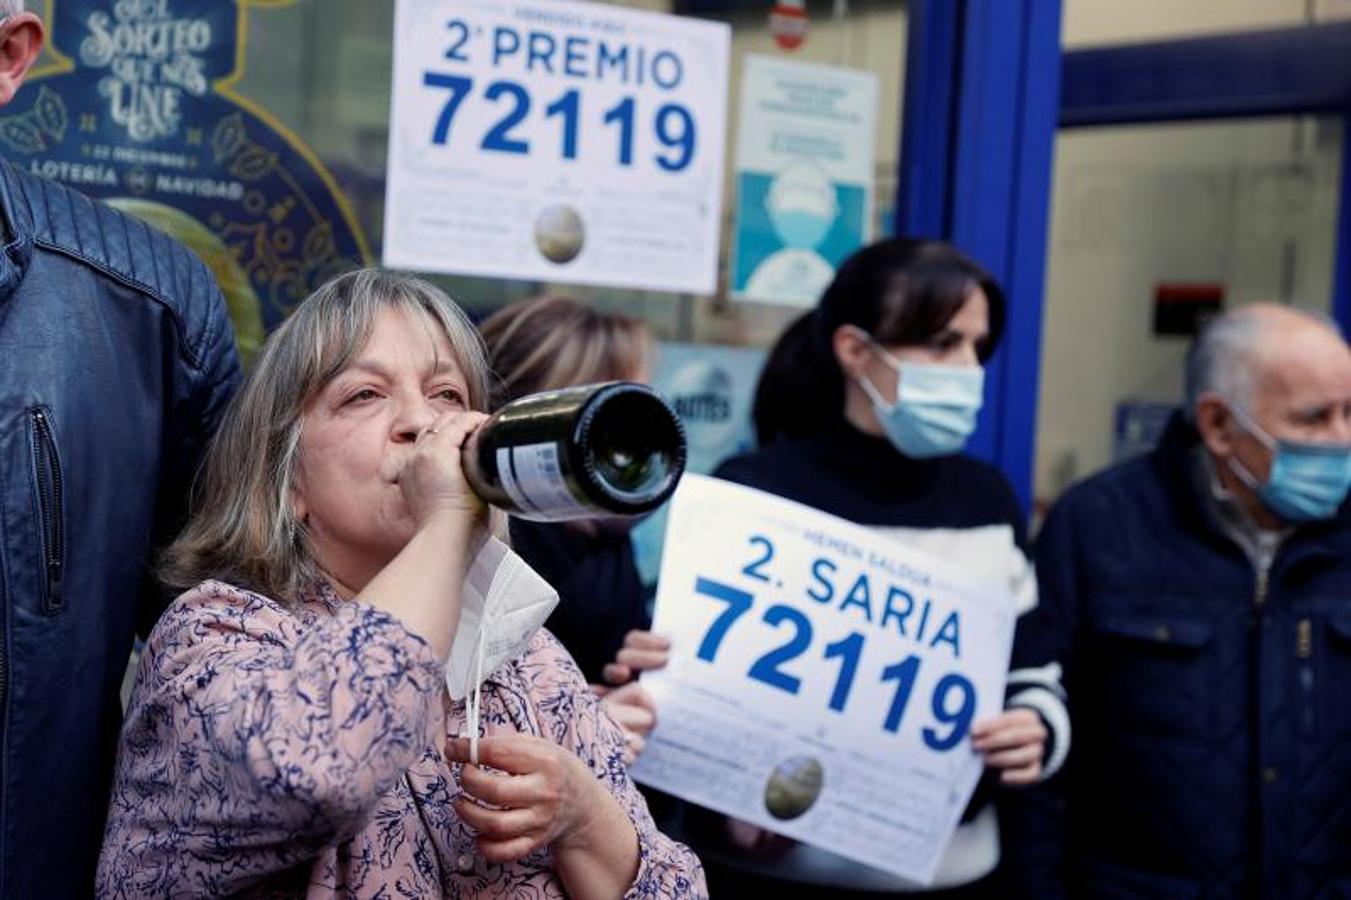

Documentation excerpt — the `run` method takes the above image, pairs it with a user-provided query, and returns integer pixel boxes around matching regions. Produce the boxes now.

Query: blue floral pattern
[97,580,706,898]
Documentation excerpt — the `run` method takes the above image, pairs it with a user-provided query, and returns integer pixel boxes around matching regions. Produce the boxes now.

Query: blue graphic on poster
[733,169,868,303]
[730,55,877,308]
[632,342,765,588]
[2,0,371,363]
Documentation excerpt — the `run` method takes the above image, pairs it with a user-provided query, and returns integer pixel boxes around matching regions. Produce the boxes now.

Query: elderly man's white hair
[0,1,24,19]
[1185,303,1341,418]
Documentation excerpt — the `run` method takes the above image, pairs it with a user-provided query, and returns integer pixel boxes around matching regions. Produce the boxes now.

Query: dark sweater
[713,419,1028,547]
[508,518,650,684]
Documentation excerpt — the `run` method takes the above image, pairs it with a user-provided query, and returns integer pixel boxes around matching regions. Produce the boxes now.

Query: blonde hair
[479,296,653,408]
[160,269,491,601]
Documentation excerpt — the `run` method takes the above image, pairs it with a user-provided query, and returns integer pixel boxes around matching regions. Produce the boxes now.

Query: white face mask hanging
[446,536,560,764]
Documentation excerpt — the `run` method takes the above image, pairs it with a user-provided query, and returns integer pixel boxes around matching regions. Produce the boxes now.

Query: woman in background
[694,238,1067,898]
[480,296,671,762]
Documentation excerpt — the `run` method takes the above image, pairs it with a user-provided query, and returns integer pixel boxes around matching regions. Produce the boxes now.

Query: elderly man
[1007,304,1351,899]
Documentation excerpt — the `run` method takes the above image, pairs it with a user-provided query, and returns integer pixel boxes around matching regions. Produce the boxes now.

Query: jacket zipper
[1296,617,1315,735]
[1253,568,1269,608]
[31,409,66,613]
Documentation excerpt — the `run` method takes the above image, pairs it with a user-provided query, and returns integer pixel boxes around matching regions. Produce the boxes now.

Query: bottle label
[496,442,592,519]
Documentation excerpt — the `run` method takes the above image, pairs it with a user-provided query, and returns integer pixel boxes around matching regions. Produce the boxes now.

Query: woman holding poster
[697,238,1067,898]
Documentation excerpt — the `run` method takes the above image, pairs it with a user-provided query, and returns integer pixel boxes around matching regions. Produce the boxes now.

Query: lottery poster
[385,0,730,294]
[632,475,1015,885]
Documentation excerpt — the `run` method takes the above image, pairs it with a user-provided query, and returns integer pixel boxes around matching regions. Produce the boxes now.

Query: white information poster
[730,55,877,307]
[385,0,730,294]
[632,475,1015,885]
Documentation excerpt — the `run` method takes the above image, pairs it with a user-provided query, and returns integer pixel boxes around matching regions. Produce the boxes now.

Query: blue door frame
[897,10,1351,510]
[896,0,1062,514]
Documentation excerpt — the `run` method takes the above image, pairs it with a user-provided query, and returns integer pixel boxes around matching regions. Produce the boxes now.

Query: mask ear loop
[1224,403,1277,490]
[850,329,902,412]
[462,618,487,767]
[856,370,895,412]
[1229,404,1278,452]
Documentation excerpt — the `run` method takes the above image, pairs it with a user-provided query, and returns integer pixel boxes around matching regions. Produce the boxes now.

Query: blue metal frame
[896,0,1062,513]
[1061,23,1351,128]
[894,0,959,238]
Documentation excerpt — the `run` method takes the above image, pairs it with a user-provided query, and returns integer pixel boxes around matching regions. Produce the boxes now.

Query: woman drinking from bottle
[96,270,705,898]
[692,238,1068,899]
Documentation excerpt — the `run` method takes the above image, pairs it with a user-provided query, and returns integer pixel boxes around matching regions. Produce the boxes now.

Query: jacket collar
[0,154,35,305]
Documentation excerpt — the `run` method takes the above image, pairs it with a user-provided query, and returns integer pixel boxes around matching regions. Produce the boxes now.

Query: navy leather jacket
[1005,414,1351,900]
[0,157,241,897]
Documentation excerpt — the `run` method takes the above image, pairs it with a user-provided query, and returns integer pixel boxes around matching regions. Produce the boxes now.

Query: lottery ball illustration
[534,204,586,264]
[764,756,824,820]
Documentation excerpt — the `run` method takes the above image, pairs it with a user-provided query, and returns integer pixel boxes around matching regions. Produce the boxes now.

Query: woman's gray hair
[160,268,491,601]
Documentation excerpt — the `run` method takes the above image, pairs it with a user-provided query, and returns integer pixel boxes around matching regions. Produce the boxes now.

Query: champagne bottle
[463,381,688,521]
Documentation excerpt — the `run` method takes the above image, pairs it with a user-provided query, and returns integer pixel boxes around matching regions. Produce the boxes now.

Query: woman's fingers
[616,630,671,673]
[454,794,544,840]
[599,686,658,760]
[610,704,656,735]
[602,631,671,684]
[422,410,488,448]
[602,662,633,685]
[724,818,769,852]
[614,646,668,672]
[621,630,671,651]
[401,410,491,526]
[476,835,541,865]
[1000,763,1043,786]
[971,709,1047,781]
[456,761,539,809]
[448,735,548,776]
[970,709,1047,753]
[972,722,1047,753]
[982,743,1044,770]
[616,681,657,711]
[598,684,657,762]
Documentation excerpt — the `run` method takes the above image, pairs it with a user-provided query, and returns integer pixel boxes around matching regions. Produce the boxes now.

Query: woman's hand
[592,682,657,764]
[601,630,671,685]
[449,735,639,899]
[724,817,795,857]
[971,708,1048,785]
[397,411,490,530]
[356,411,489,659]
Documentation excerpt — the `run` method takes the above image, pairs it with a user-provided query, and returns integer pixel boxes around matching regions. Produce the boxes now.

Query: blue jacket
[0,157,241,897]
[1005,414,1351,900]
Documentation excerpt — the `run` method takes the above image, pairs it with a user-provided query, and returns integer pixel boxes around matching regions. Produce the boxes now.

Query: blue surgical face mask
[1227,405,1351,522]
[770,208,833,249]
[856,343,984,458]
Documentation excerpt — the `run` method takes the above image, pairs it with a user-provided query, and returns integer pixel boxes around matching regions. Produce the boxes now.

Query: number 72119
[689,561,977,752]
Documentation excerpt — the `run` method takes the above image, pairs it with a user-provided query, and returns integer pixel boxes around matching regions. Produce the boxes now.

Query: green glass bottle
[464,381,688,521]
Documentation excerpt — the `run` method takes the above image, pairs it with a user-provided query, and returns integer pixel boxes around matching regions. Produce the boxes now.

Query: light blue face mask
[857,345,984,458]
[1228,406,1351,522]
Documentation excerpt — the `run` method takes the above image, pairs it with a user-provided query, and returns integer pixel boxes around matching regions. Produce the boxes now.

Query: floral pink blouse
[96,580,706,898]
